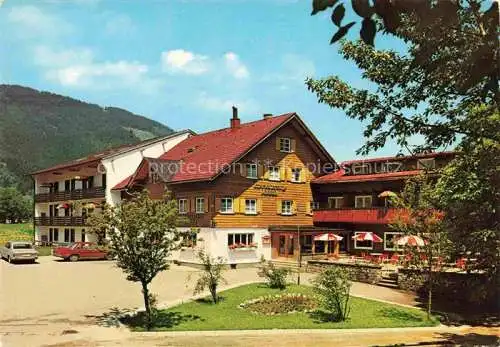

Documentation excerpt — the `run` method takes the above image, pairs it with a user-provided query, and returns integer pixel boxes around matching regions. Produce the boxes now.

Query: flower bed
[229,243,257,251]
[238,293,317,315]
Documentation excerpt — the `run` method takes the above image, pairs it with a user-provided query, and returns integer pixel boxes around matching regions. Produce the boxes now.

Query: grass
[0,223,51,256]
[122,283,438,331]
[0,223,33,243]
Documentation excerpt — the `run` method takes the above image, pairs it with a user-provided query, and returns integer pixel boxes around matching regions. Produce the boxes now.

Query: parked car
[53,242,112,262]
[0,241,38,263]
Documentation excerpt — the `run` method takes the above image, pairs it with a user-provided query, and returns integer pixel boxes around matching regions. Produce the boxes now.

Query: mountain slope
[0,85,174,192]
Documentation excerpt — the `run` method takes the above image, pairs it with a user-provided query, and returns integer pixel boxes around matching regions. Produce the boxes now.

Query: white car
[0,241,39,263]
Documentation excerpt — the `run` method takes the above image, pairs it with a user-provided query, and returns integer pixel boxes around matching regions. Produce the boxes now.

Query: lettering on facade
[254,184,286,196]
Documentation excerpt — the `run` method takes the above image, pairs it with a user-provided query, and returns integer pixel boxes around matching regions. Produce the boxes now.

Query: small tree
[390,174,449,320]
[100,190,180,329]
[312,266,352,322]
[258,256,290,290]
[86,202,115,246]
[192,250,227,304]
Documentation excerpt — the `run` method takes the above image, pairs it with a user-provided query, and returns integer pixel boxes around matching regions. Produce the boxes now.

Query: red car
[53,242,112,262]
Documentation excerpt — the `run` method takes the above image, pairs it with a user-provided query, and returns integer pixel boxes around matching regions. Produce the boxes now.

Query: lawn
[0,223,51,256]
[123,283,438,331]
[0,223,33,243]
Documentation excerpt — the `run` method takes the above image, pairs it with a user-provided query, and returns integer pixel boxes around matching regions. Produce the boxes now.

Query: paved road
[2,256,483,347]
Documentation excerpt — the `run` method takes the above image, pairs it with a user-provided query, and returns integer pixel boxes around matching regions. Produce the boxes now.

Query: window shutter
[257,199,262,214]
[258,164,265,179]
[240,198,246,213]
[215,197,221,212]
[306,202,312,215]
[204,195,210,213]
[264,167,270,179]
[280,166,286,181]
[241,164,247,177]
[191,198,196,213]
[275,137,281,150]
[276,200,282,215]
[233,198,240,213]
[291,139,296,152]
[300,168,306,182]
[292,201,297,215]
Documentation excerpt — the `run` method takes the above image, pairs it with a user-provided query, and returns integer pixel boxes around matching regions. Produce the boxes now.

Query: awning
[314,233,343,241]
[378,190,397,198]
[57,203,69,209]
[395,235,427,247]
[352,232,383,243]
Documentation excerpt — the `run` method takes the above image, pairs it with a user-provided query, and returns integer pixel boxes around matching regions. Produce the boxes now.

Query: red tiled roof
[342,151,455,165]
[31,131,192,175]
[159,113,295,183]
[313,170,422,184]
[112,175,133,190]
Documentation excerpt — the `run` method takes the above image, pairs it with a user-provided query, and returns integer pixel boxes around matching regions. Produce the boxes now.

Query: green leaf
[352,0,374,18]
[360,18,376,46]
[331,4,345,26]
[311,0,339,15]
[330,21,355,44]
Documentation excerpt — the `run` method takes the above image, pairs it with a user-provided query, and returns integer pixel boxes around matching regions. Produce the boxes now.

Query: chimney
[263,113,273,120]
[230,106,240,129]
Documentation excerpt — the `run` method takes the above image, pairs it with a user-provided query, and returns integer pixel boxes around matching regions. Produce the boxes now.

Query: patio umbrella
[83,203,96,209]
[395,235,427,247]
[314,233,343,241]
[56,203,69,209]
[378,191,397,198]
[351,232,383,243]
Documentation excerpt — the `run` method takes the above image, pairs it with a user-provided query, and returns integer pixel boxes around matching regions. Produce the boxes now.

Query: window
[64,180,70,192]
[246,163,258,179]
[228,233,254,246]
[279,137,292,152]
[352,164,370,175]
[268,166,280,181]
[64,229,70,243]
[355,195,372,208]
[49,228,53,242]
[53,228,59,241]
[178,199,188,214]
[291,168,302,183]
[245,199,257,215]
[417,158,436,170]
[384,232,402,251]
[195,197,205,214]
[102,174,107,189]
[354,232,373,250]
[328,197,344,209]
[310,201,320,211]
[70,229,75,243]
[81,229,86,242]
[220,197,234,214]
[300,235,313,253]
[281,200,293,215]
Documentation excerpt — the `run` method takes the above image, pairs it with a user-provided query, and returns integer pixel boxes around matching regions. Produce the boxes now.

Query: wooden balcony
[34,216,88,226]
[313,207,405,225]
[34,187,105,203]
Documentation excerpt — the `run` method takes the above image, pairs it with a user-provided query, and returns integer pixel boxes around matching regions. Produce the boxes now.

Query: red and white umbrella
[352,232,383,243]
[395,235,427,247]
[314,233,343,241]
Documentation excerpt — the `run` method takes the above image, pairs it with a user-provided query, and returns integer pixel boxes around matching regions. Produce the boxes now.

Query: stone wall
[398,269,499,311]
[307,260,383,284]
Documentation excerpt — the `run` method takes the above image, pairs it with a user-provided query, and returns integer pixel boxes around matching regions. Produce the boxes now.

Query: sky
[1,0,409,162]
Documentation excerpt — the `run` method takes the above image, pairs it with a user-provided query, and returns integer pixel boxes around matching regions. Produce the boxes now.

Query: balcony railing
[34,216,88,226]
[313,207,405,225]
[34,187,105,203]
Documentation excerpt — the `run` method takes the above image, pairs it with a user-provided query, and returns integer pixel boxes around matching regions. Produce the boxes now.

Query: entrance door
[339,235,347,252]
[278,235,286,256]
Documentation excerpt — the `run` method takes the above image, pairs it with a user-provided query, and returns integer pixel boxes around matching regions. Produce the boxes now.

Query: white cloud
[161,49,210,75]
[105,13,136,36]
[224,52,249,79]
[33,46,162,93]
[7,5,73,38]
[197,92,259,114]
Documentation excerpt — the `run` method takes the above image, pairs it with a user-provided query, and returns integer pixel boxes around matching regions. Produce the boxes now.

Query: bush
[312,267,352,322]
[258,258,290,290]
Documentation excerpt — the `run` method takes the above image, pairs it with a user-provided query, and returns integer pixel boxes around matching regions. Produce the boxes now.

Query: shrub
[191,250,227,304]
[312,266,352,321]
[258,257,290,290]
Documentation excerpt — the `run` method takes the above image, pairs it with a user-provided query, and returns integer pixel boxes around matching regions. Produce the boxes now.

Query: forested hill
[0,85,174,192]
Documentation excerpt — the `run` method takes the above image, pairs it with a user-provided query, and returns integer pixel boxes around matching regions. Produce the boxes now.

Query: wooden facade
[143,118,332,229]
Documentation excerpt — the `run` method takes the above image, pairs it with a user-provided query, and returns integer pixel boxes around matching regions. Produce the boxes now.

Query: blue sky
[1,0,408,161]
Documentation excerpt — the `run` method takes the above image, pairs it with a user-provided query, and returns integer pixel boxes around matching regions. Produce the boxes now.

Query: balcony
[313,207,405,225]
[34,216,88,227]
[34,187,105,203]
